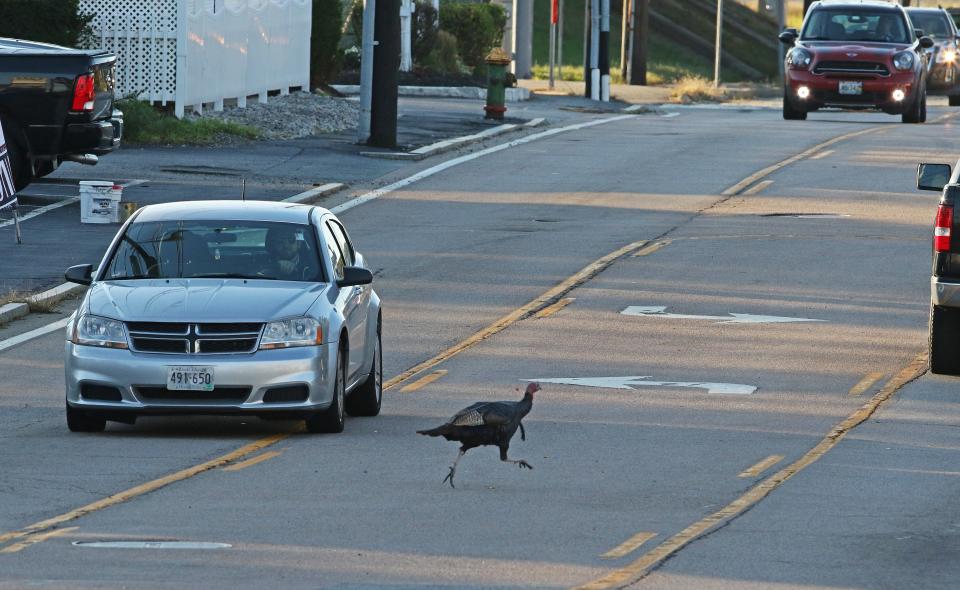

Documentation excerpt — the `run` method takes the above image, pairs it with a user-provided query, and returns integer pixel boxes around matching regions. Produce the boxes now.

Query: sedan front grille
[813,61,890,77]
[135,386,252,402]
[127,322,263,354]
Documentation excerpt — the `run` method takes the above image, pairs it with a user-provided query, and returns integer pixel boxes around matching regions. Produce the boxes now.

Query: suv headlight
[937,47,957,63]
[893,51,915,70]
[787,47,813,69]
[260,317,322,349]
[71,314,128,349]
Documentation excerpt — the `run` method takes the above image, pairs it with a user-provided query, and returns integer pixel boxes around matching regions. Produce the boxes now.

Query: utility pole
[590,0,600,100]
[369,0,400,147]
[714,0,723,88]
[357,0,376,143]
[776,0,785,80]
[512,0,533,79]
[629,0,648,85]
[620,0,630,81]
[558,0,564,79]
[600,0,610,101]
[584,0,591,97]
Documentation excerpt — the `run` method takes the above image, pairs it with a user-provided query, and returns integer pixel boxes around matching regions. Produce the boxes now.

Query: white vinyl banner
[0,123,17,210]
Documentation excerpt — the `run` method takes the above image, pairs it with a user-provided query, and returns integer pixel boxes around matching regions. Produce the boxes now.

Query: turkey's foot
[442,464,457,488]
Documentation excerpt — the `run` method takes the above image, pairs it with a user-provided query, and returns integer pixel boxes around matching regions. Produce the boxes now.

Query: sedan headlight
[786,47,812,69]
[260,317,322,349]
[71,314,128,349]
[893,51,915,71]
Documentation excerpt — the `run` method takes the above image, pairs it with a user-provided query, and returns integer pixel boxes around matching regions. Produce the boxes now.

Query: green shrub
[311,0,344,86]
[440,1,506,72]
[413,1,439,64]
[0,0,92,47]
[117,98,259,145]
[422,30,462,74]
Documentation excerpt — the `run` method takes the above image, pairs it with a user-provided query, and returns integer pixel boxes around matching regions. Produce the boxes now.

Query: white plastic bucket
[80,181,122,224]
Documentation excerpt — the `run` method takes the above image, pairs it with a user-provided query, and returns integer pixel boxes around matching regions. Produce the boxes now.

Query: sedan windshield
[802,10,911,43]
[105,220,325,282]
[908,13,953,38]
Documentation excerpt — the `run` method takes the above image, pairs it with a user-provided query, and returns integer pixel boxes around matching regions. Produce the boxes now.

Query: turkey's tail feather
[417,424,451,437]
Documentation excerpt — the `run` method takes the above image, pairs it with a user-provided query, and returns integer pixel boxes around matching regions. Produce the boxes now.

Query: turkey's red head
[525,382,541,396]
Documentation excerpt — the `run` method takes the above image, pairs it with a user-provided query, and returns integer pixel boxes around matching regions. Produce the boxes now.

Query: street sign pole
[714,0,724,88]
[12,204,20,245]
[549,0,557,89]
[357,0,376,143]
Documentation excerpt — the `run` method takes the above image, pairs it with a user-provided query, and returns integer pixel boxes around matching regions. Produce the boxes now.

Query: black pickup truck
[0,38,122,190]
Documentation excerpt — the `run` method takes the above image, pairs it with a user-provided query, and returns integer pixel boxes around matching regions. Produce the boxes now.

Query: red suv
[779,0,933,123]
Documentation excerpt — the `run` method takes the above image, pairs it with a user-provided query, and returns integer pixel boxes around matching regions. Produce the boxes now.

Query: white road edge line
[0,114,637,356]
[0,317,72,354]
[0,197,79,229]
[331,114,637,215]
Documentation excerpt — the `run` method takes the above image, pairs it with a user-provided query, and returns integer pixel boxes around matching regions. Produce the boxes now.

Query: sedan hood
[86,279,329,322]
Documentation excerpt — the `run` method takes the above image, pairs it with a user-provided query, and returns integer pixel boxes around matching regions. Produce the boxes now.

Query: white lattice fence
[80,0,311,117]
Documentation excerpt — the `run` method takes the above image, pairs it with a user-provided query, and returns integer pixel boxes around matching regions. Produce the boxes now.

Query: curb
[282,182,347,204]
[331,85,531,102]
[361,117,547,162]
[0,282,86,326]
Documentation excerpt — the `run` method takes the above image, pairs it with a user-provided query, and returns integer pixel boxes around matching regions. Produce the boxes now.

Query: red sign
[551,0,559,24]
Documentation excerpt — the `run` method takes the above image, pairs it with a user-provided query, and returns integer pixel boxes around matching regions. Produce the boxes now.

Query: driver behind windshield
[263,225,306,280]
[803,12,909,44]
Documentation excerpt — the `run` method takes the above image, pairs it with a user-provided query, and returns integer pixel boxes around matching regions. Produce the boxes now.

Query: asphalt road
[1,104,958,589]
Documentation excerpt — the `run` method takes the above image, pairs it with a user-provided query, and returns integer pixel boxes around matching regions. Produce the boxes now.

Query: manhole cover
[73,541,232,549]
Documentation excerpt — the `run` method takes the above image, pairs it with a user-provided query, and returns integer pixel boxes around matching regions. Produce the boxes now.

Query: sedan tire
[929,304,960,374]
[306,346,346,433]
[346,318,382,418]
[66,403,106,433]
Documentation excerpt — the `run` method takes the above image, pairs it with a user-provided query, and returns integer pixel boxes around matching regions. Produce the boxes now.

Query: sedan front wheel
[306,347,346,433]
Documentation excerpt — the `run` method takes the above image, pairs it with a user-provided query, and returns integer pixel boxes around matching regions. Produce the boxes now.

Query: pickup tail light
[71,73,96,112]
[935,204,953,252]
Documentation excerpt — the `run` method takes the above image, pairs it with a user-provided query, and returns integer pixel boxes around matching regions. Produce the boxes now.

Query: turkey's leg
[442,448,466,488]
[499,445,533,470]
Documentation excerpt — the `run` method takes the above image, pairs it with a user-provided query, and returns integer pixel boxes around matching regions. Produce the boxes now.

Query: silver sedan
[63,200,382,434]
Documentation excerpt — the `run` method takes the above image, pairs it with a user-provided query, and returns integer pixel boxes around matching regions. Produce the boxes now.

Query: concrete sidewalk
[519,79,674,104]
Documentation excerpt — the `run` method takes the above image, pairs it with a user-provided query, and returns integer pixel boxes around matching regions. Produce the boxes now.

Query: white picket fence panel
[81,0,311,117]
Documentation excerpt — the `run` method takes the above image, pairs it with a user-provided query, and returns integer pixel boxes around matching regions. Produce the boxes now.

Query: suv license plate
[838,81,863,95]
[168,366,215,391]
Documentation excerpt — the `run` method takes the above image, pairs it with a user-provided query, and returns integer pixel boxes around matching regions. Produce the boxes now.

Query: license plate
[838,81,863,95]
[167,366,215,391]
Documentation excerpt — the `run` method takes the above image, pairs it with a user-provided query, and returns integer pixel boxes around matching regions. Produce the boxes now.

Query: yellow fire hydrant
[484,48,512,120]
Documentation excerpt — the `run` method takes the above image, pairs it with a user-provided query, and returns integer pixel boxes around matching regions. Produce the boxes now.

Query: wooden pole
[714,0,724,88]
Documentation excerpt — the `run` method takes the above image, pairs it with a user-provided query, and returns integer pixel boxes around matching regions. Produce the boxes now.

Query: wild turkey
[417,382,540,488]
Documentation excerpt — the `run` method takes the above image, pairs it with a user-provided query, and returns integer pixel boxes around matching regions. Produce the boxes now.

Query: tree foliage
[312,0,344,86]
[439,1,506,72]
[0,0,93,47]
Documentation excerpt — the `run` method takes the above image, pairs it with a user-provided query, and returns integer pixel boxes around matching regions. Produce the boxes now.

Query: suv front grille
[127,322,263,354]
[813,61,890,76]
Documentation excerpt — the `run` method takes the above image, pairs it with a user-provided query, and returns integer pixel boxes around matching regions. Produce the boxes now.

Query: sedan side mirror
[919,36,935,49]
[918,163,952,191]
[337,266,373,288]
[65,264,94,286]
[779,28,798,46]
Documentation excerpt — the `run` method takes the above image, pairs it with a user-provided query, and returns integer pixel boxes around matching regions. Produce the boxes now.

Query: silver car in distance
[63,200,382,434]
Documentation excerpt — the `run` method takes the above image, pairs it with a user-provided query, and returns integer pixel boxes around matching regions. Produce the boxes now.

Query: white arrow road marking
[621,306,825,325]
[527,376,756,395]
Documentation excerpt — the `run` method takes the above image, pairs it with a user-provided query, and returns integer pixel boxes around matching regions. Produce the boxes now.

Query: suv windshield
[802,9,911,43]
[907,12,952,38]
[104,220,325,282]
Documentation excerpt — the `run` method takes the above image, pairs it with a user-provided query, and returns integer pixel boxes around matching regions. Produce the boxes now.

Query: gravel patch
[191,92,359,140]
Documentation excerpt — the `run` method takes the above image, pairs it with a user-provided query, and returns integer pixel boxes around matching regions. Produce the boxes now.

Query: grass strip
[117,98,260,145]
